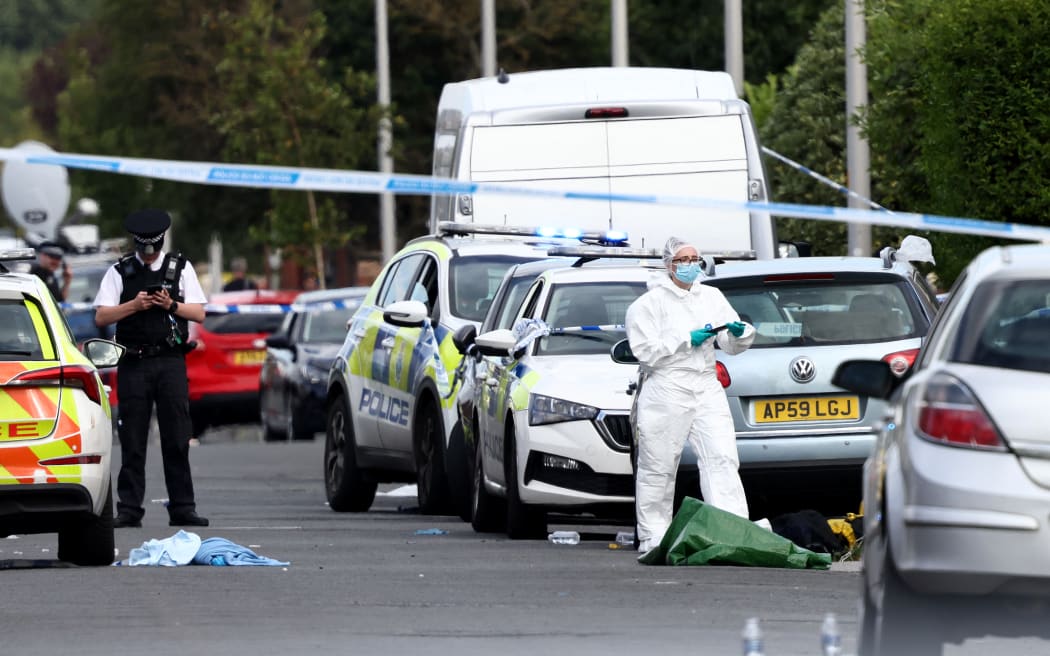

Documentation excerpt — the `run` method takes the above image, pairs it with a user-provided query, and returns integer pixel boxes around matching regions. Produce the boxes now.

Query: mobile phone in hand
[146,284,165,294]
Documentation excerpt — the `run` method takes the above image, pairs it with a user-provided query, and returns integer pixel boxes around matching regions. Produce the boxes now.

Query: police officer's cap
[124,208,171,239]
[36,241,65,260]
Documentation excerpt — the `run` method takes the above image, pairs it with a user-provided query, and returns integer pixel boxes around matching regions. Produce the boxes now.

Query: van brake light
[584,107,629,119]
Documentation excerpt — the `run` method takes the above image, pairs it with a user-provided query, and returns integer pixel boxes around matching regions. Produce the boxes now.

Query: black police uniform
[112,209,207,528]
[29,241,65,302]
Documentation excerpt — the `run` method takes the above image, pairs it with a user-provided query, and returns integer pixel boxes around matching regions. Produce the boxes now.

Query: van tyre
[324,397,377,512]
[414,398,451,515]
[471,418,504,533]
[58,481,115,566]
[504,423,546,540]
[445,420,472,522]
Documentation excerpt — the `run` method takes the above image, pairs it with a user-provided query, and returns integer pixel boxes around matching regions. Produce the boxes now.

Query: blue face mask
[673,262,701,284]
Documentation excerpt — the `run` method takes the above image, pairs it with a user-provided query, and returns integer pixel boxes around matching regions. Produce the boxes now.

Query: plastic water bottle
[742,617,764,656]
[821,612,842,656]
[614,530,635,546]
[547,530,580,545]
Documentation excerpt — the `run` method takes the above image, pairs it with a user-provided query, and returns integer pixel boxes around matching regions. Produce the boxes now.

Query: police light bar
[437,221,629,246]
[0,248,38,261]
[547,246,662,264]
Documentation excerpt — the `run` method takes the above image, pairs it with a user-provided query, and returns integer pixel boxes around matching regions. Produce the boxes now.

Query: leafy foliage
[865,0,1050,284]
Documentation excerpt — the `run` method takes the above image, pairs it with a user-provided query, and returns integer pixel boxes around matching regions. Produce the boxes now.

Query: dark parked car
[259,287,369,441]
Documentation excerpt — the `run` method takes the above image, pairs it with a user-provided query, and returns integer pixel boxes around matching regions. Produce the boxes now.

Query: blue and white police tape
[761,146,892,213]
[60,299,361,314]
[4,146,1050,243]
[549,324,626,333]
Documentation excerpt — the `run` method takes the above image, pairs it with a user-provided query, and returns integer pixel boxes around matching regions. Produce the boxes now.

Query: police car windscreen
[450,255,540,322]
[203,312,285,335]
[536,281,645,356]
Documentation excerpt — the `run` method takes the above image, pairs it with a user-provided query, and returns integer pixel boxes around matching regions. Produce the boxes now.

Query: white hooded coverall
[625,274,756,553]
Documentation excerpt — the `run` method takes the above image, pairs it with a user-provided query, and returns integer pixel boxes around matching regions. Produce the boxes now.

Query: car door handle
[380,336,395,349]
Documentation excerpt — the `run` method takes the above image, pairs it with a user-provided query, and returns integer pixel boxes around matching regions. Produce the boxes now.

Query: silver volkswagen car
[834,243,1050,655]
[614,239,941,518]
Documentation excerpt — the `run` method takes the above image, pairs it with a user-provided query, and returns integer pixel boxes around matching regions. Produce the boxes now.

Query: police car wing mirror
[474,329,517,358]
[383,300,429,328]
[451,324,477,355]
[609,338,638,365]
[83,338,125,368]
[831,359,903,400]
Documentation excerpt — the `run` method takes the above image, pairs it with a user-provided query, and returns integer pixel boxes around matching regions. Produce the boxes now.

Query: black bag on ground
[770,509,849,557]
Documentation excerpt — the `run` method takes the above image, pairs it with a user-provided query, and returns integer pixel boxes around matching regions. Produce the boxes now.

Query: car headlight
[528,394,599,426]
[300,357,332,384]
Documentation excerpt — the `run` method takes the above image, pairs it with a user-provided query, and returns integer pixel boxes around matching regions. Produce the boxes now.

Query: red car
[187,289,300,437]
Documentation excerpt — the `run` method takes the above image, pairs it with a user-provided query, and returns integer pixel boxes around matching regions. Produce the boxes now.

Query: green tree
[866,0,1050,284]
[208,0,381,285]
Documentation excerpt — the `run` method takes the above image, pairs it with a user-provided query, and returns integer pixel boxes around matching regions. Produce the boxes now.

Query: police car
[0,249,124,566]
[460,248,662,538]
[323,223,630,515]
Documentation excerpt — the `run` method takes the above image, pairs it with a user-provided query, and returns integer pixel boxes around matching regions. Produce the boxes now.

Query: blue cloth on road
[114,531,289,566]
[124,529,202,566]
[192,537,290,566]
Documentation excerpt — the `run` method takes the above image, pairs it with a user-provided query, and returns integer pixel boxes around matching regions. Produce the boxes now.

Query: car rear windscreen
[712,278,922,347]
[952,278,1050,374]
[203,312,285,335]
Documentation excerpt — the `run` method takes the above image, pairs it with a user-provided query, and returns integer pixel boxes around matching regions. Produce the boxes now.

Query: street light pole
[611,0,628,66]
[481,0,496,77]
[725,0,743,97]
[845,0,871,256]
[376,0,396,263]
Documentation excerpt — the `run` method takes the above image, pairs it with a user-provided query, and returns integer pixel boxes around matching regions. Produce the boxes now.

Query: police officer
[29,240,71,302]
[94,209,209,528]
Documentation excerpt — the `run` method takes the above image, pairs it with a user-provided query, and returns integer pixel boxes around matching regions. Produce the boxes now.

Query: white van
[431,67,778,259]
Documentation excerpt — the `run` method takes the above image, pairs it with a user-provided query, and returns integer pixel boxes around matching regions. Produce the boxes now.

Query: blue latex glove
[726,321,747,337]
[690,328,717,346]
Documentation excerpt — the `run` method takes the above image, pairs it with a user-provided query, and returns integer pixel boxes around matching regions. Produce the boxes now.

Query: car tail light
[882,348,919,377]
[38,454,103,466]
[716,361,731,388]
[10,365,103,405]
[916,373,1004,450]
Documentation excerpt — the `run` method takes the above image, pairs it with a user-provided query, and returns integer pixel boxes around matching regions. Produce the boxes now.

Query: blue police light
[561,227,583,239]
[536,226,559,238]
[603,230,628,244]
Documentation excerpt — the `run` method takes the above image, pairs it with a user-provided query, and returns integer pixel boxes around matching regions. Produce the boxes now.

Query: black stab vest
[114,253,190,346]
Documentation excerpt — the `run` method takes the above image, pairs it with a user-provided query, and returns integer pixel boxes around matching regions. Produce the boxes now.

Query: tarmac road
[0,425,1043,656]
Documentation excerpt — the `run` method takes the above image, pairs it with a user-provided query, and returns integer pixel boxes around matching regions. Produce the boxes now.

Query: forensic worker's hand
[726,321,747,337]
[690,328,718,346]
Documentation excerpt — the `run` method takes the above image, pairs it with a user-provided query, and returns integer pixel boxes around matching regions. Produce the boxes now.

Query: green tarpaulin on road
[639,497,832,569]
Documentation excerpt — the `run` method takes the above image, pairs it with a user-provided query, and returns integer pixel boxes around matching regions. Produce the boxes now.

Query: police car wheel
[504,422,546,540]
[57,481,115,566]
[445,420,472,522]
[324,397,377,512]
[470,419,504,533]
[414,397,451,515]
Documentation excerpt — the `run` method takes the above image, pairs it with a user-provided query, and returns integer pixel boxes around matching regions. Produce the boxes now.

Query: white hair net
[662,236,695,268]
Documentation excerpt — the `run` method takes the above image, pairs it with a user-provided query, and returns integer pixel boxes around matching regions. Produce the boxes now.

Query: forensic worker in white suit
[625,236,756,555]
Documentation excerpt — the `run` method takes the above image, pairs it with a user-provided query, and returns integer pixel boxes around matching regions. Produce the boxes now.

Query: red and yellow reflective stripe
[0,363,85,484]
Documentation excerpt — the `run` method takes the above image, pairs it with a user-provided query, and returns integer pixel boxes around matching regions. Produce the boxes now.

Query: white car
[465,259,655,538]
[0,249,123,566]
